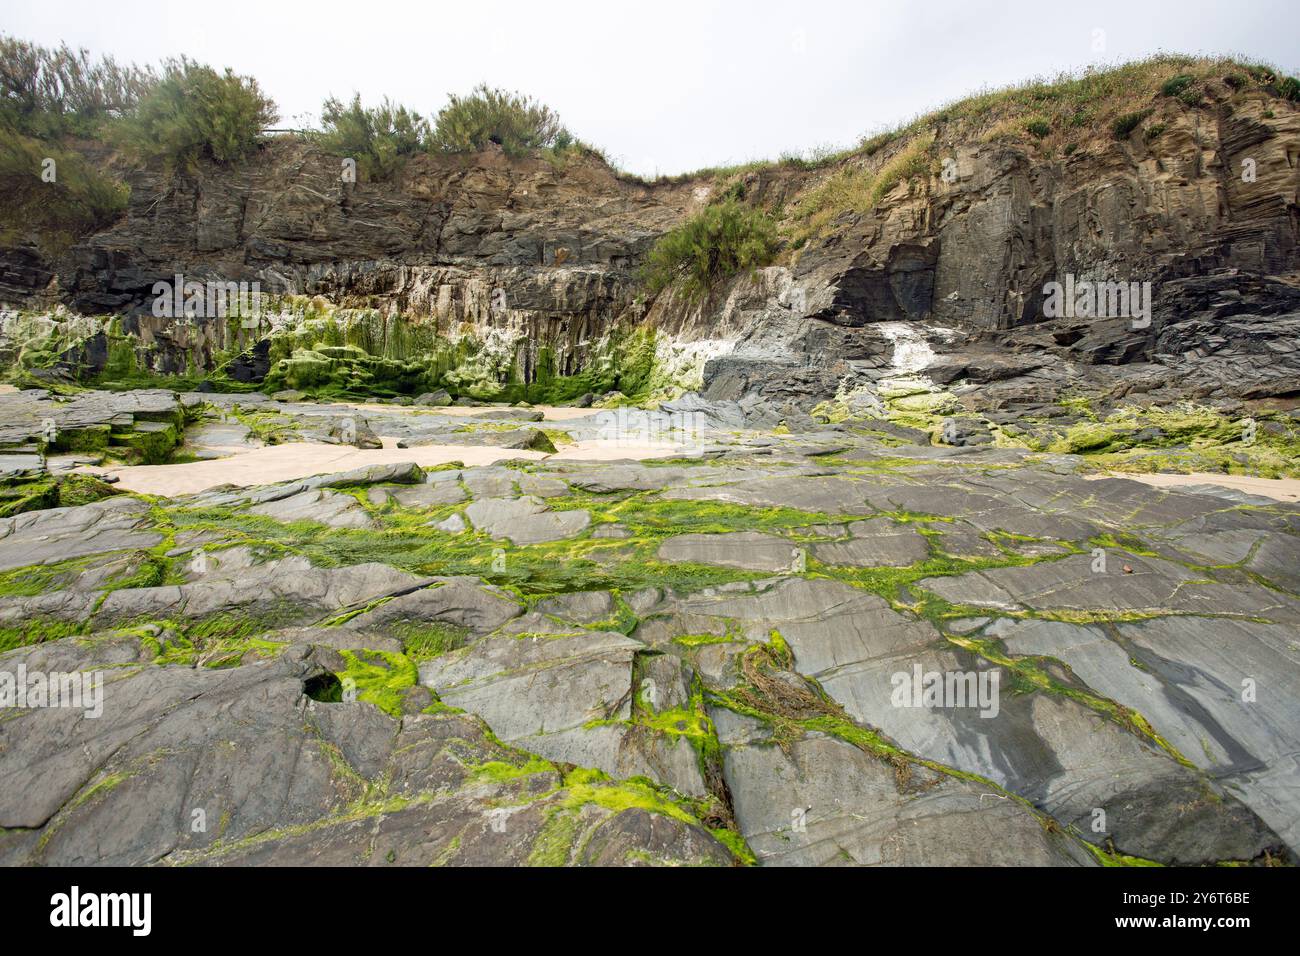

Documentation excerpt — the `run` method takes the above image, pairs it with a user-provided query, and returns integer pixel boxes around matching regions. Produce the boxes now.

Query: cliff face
[2,72,1298,413]
[0,141,692,385]
[59,139,690,301]
[681,84,1300,410]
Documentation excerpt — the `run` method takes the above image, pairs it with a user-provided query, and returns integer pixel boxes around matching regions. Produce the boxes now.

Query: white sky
[3,0,1295,176]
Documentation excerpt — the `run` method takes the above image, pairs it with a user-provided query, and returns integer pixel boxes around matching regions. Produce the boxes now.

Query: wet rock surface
[0,396,1297,868]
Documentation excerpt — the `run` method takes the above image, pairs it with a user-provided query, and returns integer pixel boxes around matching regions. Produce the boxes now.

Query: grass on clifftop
[778,55,1297,243]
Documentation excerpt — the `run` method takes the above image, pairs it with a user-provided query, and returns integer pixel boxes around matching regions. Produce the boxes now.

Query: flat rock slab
[1115,617,1300,850]
[250,488,378,529]
[0,498,163,572]
[815,638,1278,863]
[864,484,1097,541]
[188,460,424,510]
[398,427,552,451]
[464,495,590,545]
[367,480,467,509]
[0,643,726,867]
[189,787,729,867]
[420,630,705,796]
[1245,534,1300,592]
[461,408,545,422]
[0,388,182,446]
[342,577,523,636]
[657,532,801,572]
[534,590,616,624]
[810,518,929,567]
[181,420,259,456]
[85,559,427,628]
[564,465,696,493]
[0,453,46,481]
[460,466,522,499]
[721,730,1095,867]
[516,474,569,497]
[918,553,1300,624]
[671,577,941,674]
[661,475,878,516]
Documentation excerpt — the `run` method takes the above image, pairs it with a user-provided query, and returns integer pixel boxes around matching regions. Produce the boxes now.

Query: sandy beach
[90,436,686,496]
[1092,471,1300,503]
[345,402,604,422]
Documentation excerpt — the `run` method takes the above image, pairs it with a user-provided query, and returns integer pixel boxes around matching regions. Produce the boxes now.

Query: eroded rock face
[1,417,1294,867]
[1,141,691,391]
[693,96,1300,407]
[5,88,1297,413]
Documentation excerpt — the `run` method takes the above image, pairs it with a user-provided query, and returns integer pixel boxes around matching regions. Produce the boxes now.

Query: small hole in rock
[303,672,343,703]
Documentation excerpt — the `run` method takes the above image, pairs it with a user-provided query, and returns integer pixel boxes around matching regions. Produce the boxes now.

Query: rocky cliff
[694,79,1300,413]
[3,57,1299,446]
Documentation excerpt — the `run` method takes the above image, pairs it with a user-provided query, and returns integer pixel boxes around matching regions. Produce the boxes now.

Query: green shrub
[113,58,276,167]
[1143,123,1167,141]
[1239,64,1299,102]
[0,131,128,250]
[314,94,429,181]
[1111,110,1149,139]
[541,135,609,172]
[0,34,155,139]
[640,200,778,299]
[431,84,566,155]
[1025,119,1051,139]
[1159,74,1196,97]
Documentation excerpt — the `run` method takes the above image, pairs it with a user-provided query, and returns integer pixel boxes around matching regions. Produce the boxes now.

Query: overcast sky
[4,0,1295,175]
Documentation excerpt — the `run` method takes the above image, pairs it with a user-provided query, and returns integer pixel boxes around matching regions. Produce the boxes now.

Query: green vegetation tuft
[111,57,276,168]
[0,133,128,254]
[790,133,934,241]
[1111,110,1150,139]
[336,648,421,718]
[313,94,430,182]
[430,83,567,156]
[640,200,778,300]
[0,35,154,139]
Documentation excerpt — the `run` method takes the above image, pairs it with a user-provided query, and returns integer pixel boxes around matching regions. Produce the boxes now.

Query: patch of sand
[1092,471,1300,503]
[345,402,601,422]
[549,439,683,461]
[90,437,685,496]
